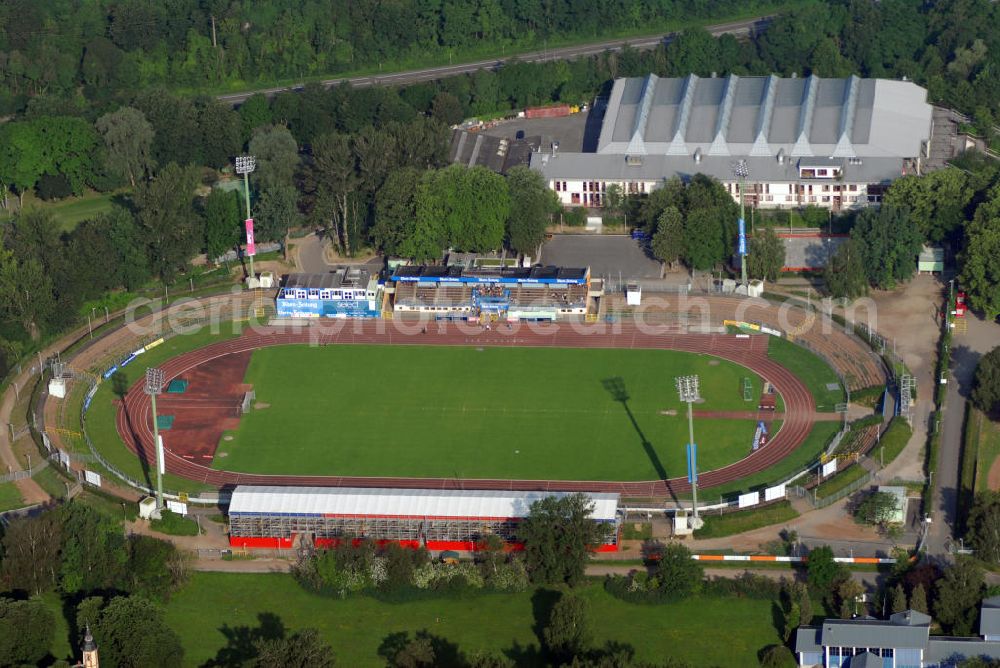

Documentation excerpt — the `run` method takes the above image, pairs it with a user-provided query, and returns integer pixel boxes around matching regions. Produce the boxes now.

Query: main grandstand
[228,486,621,552]
[276,268,381,318]
[390,254,594,321]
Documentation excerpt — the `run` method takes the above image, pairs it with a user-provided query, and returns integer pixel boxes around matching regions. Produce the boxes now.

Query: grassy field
[163,573,781,667]
[974,409,1000,493]
[0,189,126,231]
[693,500,799,539]
[767,336,845,412]
[698,420,839,501]
[215,345,763,481]
[0,482,24,511]
[815,463,868,500]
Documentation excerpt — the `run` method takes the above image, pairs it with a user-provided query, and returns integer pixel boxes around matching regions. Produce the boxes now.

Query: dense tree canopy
[972,347,1000,415]
[851,205,923,290]
[520,493,608,587]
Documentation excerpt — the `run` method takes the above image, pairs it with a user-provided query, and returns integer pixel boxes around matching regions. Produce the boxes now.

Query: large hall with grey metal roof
[532,73,934,212]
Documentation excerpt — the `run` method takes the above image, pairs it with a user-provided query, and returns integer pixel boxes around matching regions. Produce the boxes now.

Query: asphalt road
[927,309,999,556]
[217,16,771,105]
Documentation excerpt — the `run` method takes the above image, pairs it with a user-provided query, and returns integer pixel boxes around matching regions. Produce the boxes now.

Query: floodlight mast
[144,367,166,512]
[234,155,256,281]
[676,375,702,527]
[733,160,750,288]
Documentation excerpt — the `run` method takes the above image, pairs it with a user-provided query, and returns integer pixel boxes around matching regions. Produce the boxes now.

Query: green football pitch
[213,345,767,481]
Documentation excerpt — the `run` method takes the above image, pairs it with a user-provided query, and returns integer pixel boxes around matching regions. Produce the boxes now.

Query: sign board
[84,470,102,487]
[738,491,760,508]
[41,432,51,451]
[166,500,188,516]
[145,338,164,350]
[157,435,165,476]
[764,484,786,502]
[822,459,838,477]
[59,451,71,468]
[245,218,256,257]
[686,443,698,484]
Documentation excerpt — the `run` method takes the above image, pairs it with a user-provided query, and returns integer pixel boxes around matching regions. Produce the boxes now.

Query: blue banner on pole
[686,443,698,484]
[737,218,747,256]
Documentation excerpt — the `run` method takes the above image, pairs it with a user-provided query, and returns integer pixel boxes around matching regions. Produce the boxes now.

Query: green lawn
[974,409,1000,493]
[163,573,781,667]
[767,336,845,412]
[693,500,799,539]
[0,189,126,231]
[0,482,24,511]
[215,345,763,481]
[815,463,868,500]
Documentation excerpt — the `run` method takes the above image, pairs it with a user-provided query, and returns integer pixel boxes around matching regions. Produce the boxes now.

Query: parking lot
[540,234,663,280]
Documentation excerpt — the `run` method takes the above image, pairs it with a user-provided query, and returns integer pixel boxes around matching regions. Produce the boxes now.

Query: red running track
[116,321,816,497]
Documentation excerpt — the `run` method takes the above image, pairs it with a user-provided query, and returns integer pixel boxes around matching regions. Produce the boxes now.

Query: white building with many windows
[531,73,934,211]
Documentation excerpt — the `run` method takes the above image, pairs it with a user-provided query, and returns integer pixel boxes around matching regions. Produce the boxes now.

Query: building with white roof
[531,73,933,212]
[228,485,620,552]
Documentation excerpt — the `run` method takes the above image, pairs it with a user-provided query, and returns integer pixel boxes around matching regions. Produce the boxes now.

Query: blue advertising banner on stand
[686,443,698,484]
[738,218,747,256]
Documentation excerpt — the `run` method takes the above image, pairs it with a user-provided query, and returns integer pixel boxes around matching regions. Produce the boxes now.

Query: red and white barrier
[692,554,898,565]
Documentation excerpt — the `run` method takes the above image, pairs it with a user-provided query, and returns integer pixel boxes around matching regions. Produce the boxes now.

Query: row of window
[283,289,368,300]
[828,647,894,657]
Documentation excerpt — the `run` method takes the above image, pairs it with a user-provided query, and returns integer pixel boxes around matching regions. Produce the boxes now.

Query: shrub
[149,510,199,536]
[36,173,73,200]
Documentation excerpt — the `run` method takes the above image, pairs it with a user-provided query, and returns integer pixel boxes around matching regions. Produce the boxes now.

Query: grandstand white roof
[229,486,620,521]
[597,74,932,158]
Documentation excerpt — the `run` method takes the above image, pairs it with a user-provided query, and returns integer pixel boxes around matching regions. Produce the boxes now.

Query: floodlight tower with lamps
[732,160,750,288]
[675,374,703,529]
[234,155,257,281]
[144,367,166,513]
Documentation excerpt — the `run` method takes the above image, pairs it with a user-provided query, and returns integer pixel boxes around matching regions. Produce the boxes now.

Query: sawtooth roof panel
[592,74,930,160]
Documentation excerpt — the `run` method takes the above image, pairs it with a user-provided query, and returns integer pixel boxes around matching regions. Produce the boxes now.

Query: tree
[825,239,868,299]
[202,188,242,261]
[973,347,1000,415]
[102,206,150,290]
[0,247,55,340]
[133,163,201,280]
[0,597,55,667]
[127,535,189,601]
[416,165,509,254]
[239,94,273,142]
[255,185,301,244]
[683,207,726,271]
[960,216,1000,320]
[95,106,155,187]
[543,594,592,664]
[59,502,129,595]
[248,125,300,193]
[883,170,973,243]
[759,644,796,668]
[891,583,909,614]
[307,132,360,256]
[910,583,929,615]
[373,168,421,257]
[0,511,62,595]
[520,493,608,586]
[806,545,847,596]
[505,166,557,256]
[430,91,464,126]
[967,491,1000,564]
[851,205,922,289]
[838,579,864,619]
[748,227,786,282]
[655,542,704,600]
[251,628,335,668]
[650,206,684,271]
[197,99,243,170]
[935,558,985,635]
[604,184,625,223]
[853,490,900,530]
[86,595,184,668]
